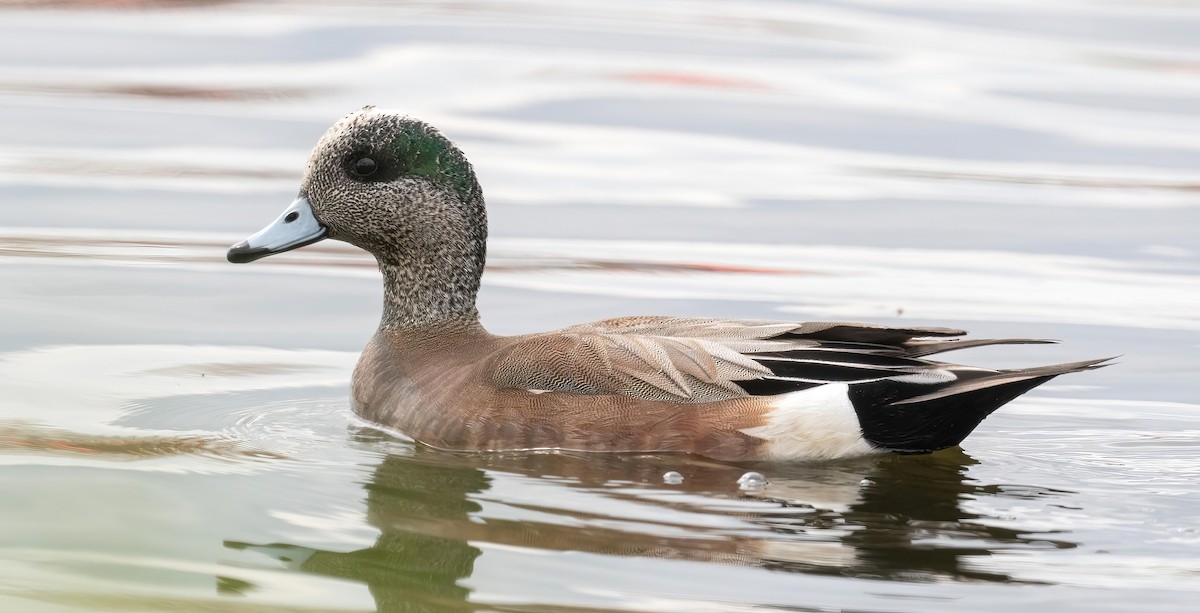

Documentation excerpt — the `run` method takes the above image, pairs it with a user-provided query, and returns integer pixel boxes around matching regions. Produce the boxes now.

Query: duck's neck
[377,256,483,330]
[375,240,485,331]
[361,184,489,332]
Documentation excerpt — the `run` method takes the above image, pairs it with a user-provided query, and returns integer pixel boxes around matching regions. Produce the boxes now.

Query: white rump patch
[739,384,879,461]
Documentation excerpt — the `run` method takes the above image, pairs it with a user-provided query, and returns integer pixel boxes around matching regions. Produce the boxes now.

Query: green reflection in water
[228,454,487,611]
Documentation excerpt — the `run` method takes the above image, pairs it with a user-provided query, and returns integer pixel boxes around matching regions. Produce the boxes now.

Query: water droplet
[859,478,872,486]
[662,470,684,484]
[737,471,768,490]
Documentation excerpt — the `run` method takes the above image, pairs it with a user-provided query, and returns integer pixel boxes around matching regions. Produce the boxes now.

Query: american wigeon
[228,107,1109,462]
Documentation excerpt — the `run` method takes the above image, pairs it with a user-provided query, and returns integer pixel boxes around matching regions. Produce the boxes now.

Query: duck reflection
[226,455,488,611]
[225,437,1075,609]
[756,449,1074,582]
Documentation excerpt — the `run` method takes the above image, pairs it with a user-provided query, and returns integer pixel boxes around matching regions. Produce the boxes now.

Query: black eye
[352,156,378,177]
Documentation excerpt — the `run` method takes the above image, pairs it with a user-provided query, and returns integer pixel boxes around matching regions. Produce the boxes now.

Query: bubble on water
[859,478,872,486]
[662,470,684,484]
[737,471,768,490]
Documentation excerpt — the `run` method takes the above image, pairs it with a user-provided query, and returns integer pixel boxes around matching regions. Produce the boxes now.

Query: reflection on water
[0,81,310,102]
[229,453,487,611]
[0,420,281,461]
[3,228,1197,331]
[225,443,1076,610]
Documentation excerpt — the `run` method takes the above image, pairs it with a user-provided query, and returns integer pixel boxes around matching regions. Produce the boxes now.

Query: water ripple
[3,228,1197,331]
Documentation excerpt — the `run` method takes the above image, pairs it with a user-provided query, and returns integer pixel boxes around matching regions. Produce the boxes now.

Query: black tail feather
[850,375,1053,454]
[848,357,1115,454]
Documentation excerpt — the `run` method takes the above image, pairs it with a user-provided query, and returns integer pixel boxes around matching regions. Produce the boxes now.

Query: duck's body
[228,107,1108,462]
[351,320,776,460]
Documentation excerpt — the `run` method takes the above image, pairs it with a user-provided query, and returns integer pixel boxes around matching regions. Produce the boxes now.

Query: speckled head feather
[301,107,487,328]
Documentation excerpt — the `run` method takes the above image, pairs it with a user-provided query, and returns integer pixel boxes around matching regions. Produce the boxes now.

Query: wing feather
[484,318,988,403]
[483,317,1086,404]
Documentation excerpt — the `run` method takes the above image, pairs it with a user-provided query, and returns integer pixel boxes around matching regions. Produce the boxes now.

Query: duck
[227,106,1110,462]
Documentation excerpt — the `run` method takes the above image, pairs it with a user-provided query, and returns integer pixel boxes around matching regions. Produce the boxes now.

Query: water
[1,1,1198,611]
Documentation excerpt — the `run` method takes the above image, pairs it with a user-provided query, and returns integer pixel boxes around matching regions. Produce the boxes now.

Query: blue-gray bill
[227,195,327,263]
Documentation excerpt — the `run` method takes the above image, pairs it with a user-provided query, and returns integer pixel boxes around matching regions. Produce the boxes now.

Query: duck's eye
[352,156,378,177]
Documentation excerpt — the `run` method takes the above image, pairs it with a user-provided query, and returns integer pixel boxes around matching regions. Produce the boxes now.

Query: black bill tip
[227,241,272,264]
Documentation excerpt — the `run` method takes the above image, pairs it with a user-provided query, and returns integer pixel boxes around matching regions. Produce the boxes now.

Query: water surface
[1,1,1198,611]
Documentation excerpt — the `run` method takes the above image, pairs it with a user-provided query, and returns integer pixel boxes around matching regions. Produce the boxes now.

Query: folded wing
[484,317,1054,403]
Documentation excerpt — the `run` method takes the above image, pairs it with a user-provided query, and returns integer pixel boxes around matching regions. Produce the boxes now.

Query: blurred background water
[1,1,1199,611]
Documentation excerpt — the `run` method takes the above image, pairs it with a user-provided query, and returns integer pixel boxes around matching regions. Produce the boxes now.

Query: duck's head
[228,106,484,264]
[228,107,488,326]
